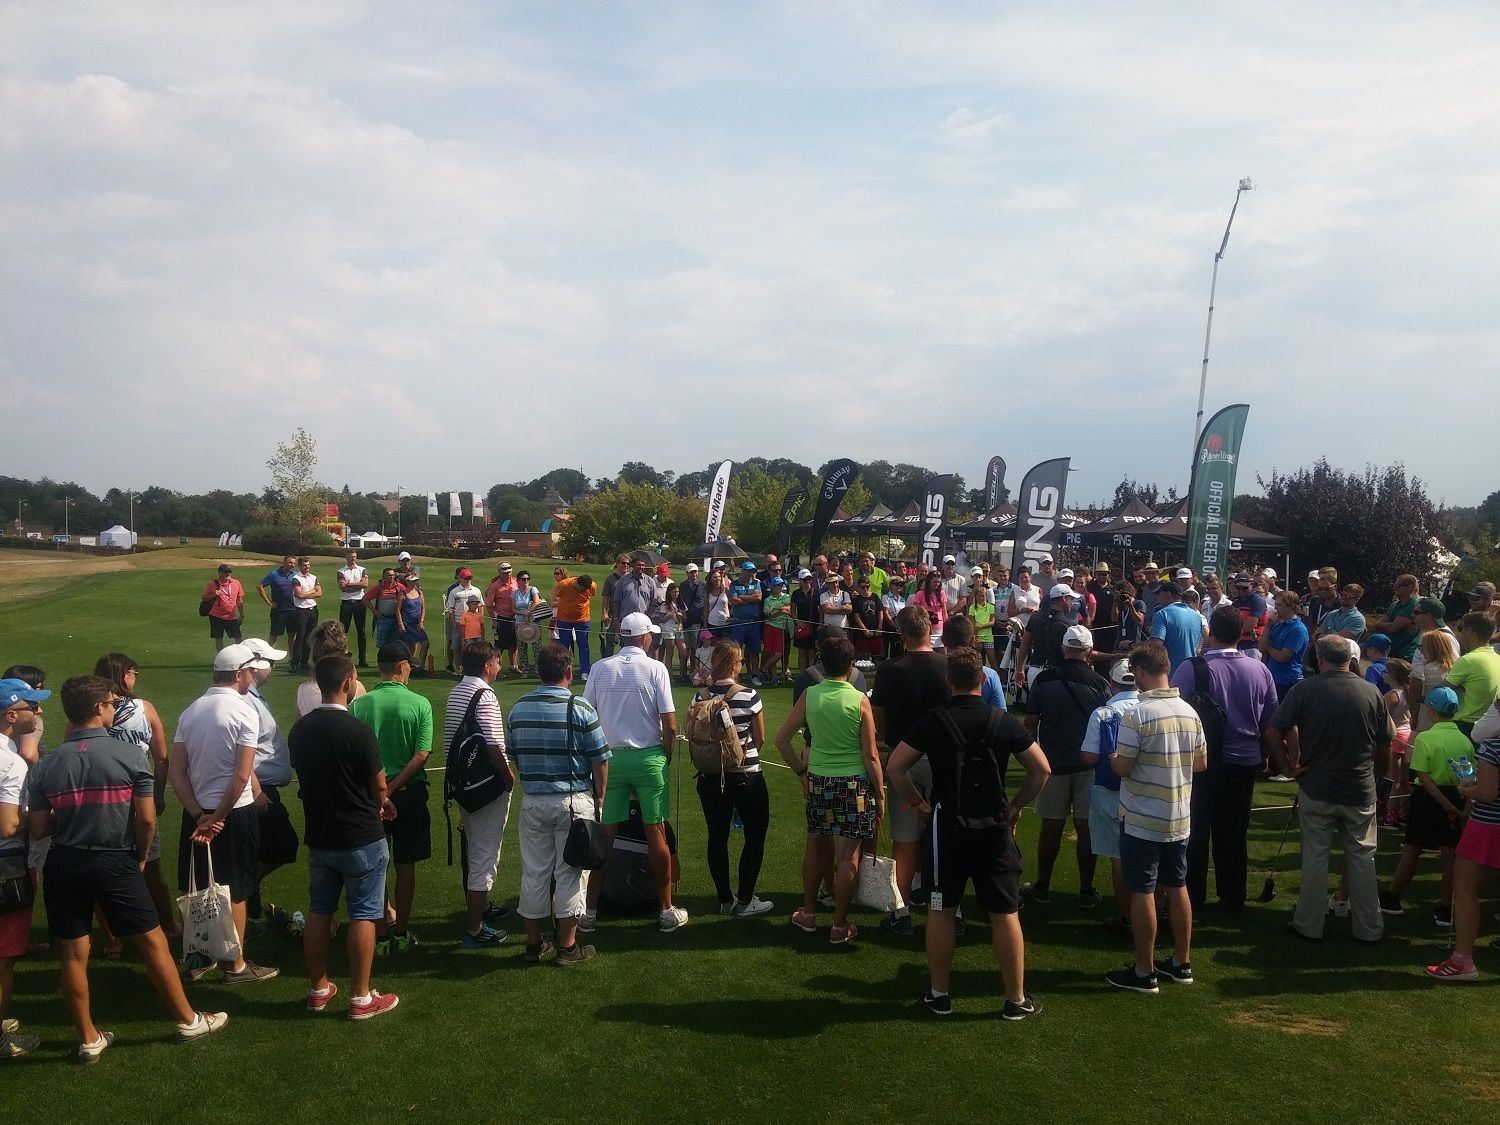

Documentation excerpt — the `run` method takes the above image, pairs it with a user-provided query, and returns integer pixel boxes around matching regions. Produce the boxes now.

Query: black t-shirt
[791,588,818,628]
[904,696,1033,822]
[289,706,386,851]
[872,651,951,750]
[1026,660,1110,773]
[1272,670,1390,806]
[1025,614,1070,668]
[851,594,881,634]
[1089,582,1117,639]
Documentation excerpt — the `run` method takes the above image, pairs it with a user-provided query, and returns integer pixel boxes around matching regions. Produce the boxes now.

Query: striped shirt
[443,677,508,768]
[505,685,611,795]
[1472,737,1500,826]
[1116,688,1206,842]
[28,728,153,852]
[695,681,763,774]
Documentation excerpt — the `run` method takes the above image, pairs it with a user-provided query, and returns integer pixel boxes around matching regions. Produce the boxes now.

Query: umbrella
[689,537,749,561]
[632,550,669,567]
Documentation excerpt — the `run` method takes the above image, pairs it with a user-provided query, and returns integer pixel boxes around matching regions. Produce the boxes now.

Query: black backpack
[445,687,507,813]
[1184,656,1227,763]
[932,706,1008,830]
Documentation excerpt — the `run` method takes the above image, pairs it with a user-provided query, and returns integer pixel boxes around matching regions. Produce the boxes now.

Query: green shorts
[603,745,670,825]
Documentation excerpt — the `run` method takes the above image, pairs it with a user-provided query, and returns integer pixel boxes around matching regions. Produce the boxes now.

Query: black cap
[377,640,413,665]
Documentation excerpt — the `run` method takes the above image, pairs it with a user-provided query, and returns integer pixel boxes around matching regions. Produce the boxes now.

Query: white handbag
[854,831,904,914]
[177,846,242,966]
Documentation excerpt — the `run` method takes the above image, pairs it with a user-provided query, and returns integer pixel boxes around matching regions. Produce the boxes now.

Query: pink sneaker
[790,909,817,933]
[348,990,400,1020]
[306,981,337,1013]
[1425,958,1478,983]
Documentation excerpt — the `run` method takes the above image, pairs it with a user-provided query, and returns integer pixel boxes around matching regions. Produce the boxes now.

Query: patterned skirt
[804,774,876,839]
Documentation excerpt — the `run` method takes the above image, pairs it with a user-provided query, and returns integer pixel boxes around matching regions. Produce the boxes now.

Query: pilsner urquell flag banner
[1185,403,1250,581]
[776,482,809,555]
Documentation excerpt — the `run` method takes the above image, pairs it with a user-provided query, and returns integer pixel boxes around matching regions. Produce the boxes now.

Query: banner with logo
[1185,403,1250,581]
[983,456,1007,512]
[808,459,857,556]
[776,482,809,556]
[426,492,438,517]
[919,474,955,568]
[1009,458,1071,578]
[703,460,732,562]
[449,491,462,517]
[472,493,485,520]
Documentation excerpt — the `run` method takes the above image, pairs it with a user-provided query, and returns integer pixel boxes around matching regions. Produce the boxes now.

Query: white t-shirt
[338,564,368,602]
[446,583,482,621]
[293,572,319,610]
[295,677,366,719]
[173,687,259,810]
[1009,583,1042,627]
[583,646,676,750]
[0,735,27,859]
[820,590,851,629]
[942,575,968,613]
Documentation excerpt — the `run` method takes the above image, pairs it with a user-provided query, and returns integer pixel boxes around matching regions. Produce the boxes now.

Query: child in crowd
[1381,658,1415,828]
[1383,687,1467,924]
[693,629,715,687]
[460,596,485,644]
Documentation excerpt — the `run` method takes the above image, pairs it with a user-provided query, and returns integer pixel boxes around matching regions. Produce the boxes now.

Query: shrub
[240,524,337,556]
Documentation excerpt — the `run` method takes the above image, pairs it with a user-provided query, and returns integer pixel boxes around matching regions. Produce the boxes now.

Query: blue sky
[3,2,1497,505]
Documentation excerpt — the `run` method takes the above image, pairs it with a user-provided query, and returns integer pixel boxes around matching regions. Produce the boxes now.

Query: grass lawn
[0,547,1494,1121]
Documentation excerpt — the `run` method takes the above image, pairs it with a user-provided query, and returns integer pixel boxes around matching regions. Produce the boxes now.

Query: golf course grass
[0,546,1492,1122]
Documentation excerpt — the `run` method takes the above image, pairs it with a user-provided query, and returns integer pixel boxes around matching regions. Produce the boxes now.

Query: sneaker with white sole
[732,896,775,918]
[557,942,597,966]
[1327,895,1350,919]
[1153,957,1194,984]
[1105,965,1160,994]
[816,888,836,909]
[659,906,689,932]
[2,1031,41,1058]
[78,1031,115,1064]
[306,982,338,1012]
[919,989,952,1017]
[177,1011,229,1041]
[1001,993,1043,1021]
[224,961,280,985]
[1,1018,17,1034]
[577,910,598,933]
[348,991,400,1020]
[1426,957,1478,983]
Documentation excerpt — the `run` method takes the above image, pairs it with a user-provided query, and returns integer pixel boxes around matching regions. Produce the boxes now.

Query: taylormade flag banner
[776,482,810,555]
[808,459,857,555]
[426,492,438,516]
[472,493,485,520]
[703,460,732,552]
[983,456,1007,512]
[1009,458,1071,578]
[920,474,955,568]
[1186,403,1251,581]
[449,491,461,517]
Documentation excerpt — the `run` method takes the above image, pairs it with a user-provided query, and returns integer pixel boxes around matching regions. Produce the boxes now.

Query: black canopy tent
[1069,497,1290,576]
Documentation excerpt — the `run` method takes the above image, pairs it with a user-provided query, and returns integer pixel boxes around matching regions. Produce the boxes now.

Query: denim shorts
[307,839,389,921]
[1120,831,1188,894]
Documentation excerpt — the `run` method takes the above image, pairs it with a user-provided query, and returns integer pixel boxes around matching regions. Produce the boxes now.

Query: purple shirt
[1169,647,1277,765]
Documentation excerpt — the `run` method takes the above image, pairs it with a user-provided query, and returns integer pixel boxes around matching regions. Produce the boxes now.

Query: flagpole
[1193,178,1254,459]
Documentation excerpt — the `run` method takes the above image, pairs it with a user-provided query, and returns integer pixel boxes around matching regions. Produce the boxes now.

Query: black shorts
[494,619,517,651]
[257,785,300,866]
[931,821,1022,915]
[178,805,260,903]
[209,616,243,641]
[269,608,296,637]
[385,786,432,865]
[1406,784,1463,851]
[43,846,161,941]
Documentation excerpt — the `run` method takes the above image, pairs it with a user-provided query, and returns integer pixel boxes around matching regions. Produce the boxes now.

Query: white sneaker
[659,906,689,932]
[732,896,775,918]
[577,909,598,933]
[78,1031,115,1064]
[177,1011,229,1041]
[1327,894,1350,919]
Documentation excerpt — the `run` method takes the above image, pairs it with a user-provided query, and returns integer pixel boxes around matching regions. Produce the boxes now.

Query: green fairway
[0,548,1493,1122]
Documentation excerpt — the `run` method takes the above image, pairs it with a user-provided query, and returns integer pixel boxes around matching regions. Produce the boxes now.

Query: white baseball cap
[618,611,660,637]
[1262,567,1278,579]
[1109,659,1135,685]
[1175,567,1193,581]
[242,638,288,663]
[398,551,412,560]
[685,563,699,572]
[1058,568,1074,579]
[797,568,812,579]
[1063,624,1094,649]
[970,566,984,577]
[943,554,957,564]
[1048,583,1074,601]
[213,643,270,672]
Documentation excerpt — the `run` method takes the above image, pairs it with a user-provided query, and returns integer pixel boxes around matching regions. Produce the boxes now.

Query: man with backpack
[443,641,515,949]
[1171,607,1279,911]
[1079,660,1141,935]
[887,648,1050,1020]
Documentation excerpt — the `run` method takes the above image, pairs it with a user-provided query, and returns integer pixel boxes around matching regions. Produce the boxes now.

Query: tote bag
[177,847,242,966]
[854,829,903,914]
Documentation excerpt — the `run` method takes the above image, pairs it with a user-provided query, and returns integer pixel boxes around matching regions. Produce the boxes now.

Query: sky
[3,1,1498,507]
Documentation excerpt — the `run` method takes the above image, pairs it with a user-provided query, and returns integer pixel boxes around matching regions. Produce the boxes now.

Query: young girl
[1383,687,1465,924]
[968,580,997,668]
[1426,704,1500,981]
[1381,658,1415,828]
[693,630,716,687]
[654,582,687,675]
[910,571,947,649]
[296,621,366,718]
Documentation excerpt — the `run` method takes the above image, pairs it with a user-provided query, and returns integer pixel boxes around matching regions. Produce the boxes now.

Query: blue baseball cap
[740,560,757,571]
[770,577,786,587]
[1364,633,1391,652]
[0,678,50,708]
[1424,686,1460,714]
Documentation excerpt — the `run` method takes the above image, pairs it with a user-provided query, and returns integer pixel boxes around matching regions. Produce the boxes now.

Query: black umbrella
[632,550,669,567]
[688,537,749,561]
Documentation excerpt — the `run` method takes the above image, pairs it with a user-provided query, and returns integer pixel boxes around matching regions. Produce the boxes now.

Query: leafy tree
[561,482,704,561]
[261,428,326,531]
[524,468,589,502]
[617,462,671,489]
[486,482,548,530]
[721,466,800,551]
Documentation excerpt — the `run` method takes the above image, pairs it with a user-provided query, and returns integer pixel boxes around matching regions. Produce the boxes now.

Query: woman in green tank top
[775,634,884,945]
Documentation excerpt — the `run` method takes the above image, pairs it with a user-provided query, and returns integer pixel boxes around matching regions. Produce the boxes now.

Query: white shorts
[459,792,512,892]
[518,792,595,920]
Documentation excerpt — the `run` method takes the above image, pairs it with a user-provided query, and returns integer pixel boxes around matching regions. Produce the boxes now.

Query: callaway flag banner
[776,482,810,556]
[449,491,462,517]
[983,456,1007,512]
[1009,458,1071,578]
[919,474,955,568]
[703,460,732,562]
[1185,403,1250,581]
[426,492,438,516]
[808,459,857,556]
[472,493,485,520]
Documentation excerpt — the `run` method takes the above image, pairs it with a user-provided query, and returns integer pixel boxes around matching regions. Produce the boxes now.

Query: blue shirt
[1364,660,1388,690]
[1152,601,1203,673]
[260,568,297,611]
[505,686,611,795]
[1319,607,1367,638]
[981,667,1009,712]
[729,581,762,623]
[1266,617,1309,687]
[1082,691,1141,791]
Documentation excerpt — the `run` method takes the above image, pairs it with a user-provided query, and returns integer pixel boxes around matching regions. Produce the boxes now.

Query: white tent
[349,531,392,549]
[99,524,136,549]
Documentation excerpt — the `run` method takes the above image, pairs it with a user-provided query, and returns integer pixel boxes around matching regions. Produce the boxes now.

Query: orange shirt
[554,578,593,624]
[460,609,485,640]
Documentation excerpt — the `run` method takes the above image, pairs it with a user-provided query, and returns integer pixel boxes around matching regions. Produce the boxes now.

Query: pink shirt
[203,577,243,621]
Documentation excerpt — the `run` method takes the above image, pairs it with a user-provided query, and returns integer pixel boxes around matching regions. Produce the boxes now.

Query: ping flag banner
[808,459,857,556]
[919,474,955,568]
[1185,404,1251,581]
[1009,458,1071,578]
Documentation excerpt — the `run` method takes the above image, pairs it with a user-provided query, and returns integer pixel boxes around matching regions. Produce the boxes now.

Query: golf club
[1257,797,1299,903]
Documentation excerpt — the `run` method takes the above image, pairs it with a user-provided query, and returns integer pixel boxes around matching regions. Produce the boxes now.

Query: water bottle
[1449,756,1477,785]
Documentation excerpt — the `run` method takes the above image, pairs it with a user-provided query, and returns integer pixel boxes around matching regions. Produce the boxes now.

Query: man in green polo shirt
[350,640,433,953]
[1446,613,1500,739]
[1365,574,1421,662]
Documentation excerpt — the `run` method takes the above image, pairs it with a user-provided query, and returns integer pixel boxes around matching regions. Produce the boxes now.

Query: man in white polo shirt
[337,550,370,667]
[580,612,684,933]
[169,644,279,983]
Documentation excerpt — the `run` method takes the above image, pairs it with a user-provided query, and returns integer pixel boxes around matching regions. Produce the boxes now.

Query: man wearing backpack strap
[1079,660,1141,935]
[1170,607,1278,911]
[888,648,1050,1020]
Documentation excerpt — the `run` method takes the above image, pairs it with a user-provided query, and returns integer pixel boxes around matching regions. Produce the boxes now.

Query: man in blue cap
[1,677,49,1057]
[729,560,765,684]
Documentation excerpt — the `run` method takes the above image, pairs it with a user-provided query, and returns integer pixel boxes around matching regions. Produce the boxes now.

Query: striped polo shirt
[27,727,154,851]
[505,685,611,795]
[1116,688,1206,843]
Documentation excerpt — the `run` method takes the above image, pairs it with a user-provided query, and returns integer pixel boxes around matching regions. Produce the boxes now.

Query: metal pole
[128,490,135,550]
[1193,178,1254,455]
[396,485,402,538]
